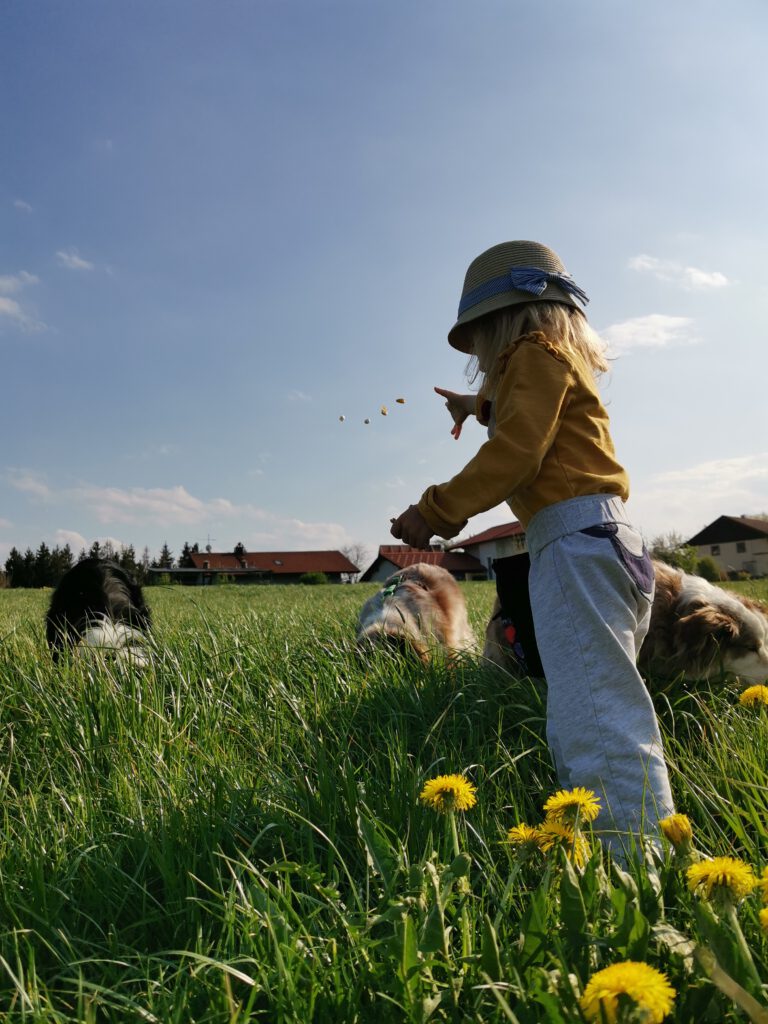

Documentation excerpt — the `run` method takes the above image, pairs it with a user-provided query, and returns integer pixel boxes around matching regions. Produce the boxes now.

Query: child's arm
[418,343,574,538]
[434,387,476,440]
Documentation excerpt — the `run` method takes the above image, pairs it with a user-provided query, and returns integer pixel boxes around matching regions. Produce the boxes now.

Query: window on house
[710,545,720,556]
[736,542,746,553]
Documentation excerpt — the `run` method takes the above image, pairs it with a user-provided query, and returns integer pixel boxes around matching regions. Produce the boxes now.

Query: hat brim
[447,282,581,352]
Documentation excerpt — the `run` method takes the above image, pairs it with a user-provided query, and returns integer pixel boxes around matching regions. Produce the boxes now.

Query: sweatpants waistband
[525,494,631,557]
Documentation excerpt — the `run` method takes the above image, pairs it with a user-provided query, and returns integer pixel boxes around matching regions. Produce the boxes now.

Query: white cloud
[0,296,45,332]
[13,199,33,213]
[0,272,44,331]
[245,518,352,549]
[601,314,698,355]
[6,470,52,499]
[628,254,729,291]
[6,473,355,551]
[653,453,768,488]
[628,452,768,542]
[0,517,11,528]
[70,483,235,526]
[0,271,39,295]
[287,389,311,402]
[54,529,88,551]
[56,248,95,271]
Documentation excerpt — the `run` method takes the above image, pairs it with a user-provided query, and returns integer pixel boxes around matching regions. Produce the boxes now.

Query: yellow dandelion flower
[686,856,758,902]
[760,907,768,935]
[659,814,693,847]
[419,774,477,814]
[543,786,601,824]
[506,823,541,849]
[537,819,591,869]
[759,865,768,905]
[580,961,676,1023]
[739,685,768,707]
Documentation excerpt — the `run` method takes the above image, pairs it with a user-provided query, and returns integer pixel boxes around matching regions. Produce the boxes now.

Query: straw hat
[448,240,590,352]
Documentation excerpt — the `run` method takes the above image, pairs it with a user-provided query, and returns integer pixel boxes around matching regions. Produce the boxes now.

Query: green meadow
[0,581,766,1023]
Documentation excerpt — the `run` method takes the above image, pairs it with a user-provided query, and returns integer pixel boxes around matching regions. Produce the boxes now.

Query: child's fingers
[451,422,462,440]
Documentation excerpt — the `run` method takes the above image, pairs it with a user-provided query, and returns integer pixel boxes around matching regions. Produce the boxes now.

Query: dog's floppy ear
[676,605,738,655]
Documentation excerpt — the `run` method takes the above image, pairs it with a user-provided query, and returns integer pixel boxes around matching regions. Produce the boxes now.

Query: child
[391,240,675,857]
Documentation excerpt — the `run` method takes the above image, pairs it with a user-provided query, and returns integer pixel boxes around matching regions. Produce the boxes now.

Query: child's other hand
[390,505,433,549]
[434,387,473,440]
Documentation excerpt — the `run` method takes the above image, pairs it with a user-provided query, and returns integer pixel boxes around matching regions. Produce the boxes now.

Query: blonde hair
[465,302,608,398]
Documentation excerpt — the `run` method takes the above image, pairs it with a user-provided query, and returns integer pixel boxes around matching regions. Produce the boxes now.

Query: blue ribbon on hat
[458,266,589,316]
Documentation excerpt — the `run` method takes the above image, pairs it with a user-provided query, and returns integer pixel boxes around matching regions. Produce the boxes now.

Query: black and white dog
[46,558,152,666]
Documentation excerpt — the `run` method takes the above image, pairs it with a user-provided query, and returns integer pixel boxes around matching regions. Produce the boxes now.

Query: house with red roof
[686,515,768,578]
[446,521,527,579]
[360,544,486,583]
[150,543,359,585]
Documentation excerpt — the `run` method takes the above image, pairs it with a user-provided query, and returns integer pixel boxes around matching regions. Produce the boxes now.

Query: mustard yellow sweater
[418,333,629,537]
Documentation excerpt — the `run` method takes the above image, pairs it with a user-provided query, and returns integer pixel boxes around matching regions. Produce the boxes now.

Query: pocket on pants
[579,522,654,597]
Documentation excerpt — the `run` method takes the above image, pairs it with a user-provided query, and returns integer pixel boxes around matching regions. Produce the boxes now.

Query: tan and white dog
[483,558,768,685]
[639,560,768,683]
[356,562,476,663]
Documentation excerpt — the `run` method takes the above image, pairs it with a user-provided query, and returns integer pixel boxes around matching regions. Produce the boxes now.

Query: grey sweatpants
[526,494,675,858]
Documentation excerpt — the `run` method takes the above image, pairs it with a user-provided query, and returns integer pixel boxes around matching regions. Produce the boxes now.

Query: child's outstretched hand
[390,505,433,549]
[434,387,475,440]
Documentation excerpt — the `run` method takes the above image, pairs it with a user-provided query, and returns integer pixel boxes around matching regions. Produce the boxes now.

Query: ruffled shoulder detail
[496,331,572,374]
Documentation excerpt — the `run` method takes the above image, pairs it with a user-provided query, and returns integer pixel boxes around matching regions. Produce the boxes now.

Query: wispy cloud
[653,453,768,488]
[287,389,311,402]
[54,529,88,551]
[71,484,235,526]
[601,314,698,355]
[56,248,95,271]
[629,453,768,541]
[13,198,33,213]
[628,254,729,291]
[0,517,12,529]
[6,469,52,499]
[0,272,43,329]
[0,271,39,295]
[0,296,46,332]
[7,473,355,550]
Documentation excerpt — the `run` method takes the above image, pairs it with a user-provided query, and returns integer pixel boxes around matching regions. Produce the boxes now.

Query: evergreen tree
[157,543,174,569]
[119,545,138,575]
[89,540,103,561]
[33,543,54,587]
[178,541,199,569]
[51,544,73,584]
[137,547,151,584]
[22,548,36,587]
[101,540,116,561]
[4,547,25,588]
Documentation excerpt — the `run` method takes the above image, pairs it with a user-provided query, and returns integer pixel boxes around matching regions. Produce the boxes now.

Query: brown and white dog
[356,562,476,663]
[483,559,768,684]
[639,560,768,683]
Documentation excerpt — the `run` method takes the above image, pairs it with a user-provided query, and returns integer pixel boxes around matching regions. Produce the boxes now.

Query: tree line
[2,541,200,589]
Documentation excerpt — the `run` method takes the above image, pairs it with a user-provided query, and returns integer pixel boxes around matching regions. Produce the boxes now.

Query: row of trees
[2,540,197,589]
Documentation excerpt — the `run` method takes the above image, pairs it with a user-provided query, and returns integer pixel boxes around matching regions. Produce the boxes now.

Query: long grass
[0,581,766,1022]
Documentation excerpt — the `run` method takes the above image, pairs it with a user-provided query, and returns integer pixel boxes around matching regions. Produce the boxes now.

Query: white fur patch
[76,620,150,668]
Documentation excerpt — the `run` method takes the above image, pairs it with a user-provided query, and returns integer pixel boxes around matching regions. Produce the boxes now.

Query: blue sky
[2,0,767,570]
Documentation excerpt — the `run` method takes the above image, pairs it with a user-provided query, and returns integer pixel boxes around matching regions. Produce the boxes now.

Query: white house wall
[461,534,528,579]
[696,538,768,578]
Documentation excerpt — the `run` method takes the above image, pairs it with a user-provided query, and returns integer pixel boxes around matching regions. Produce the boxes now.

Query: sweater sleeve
[418,341,573,538]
